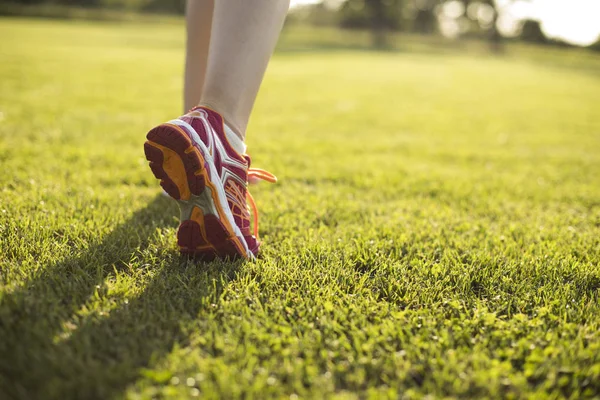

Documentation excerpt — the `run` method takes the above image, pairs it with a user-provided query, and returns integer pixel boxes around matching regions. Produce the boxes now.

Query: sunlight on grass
[0,18,599,399]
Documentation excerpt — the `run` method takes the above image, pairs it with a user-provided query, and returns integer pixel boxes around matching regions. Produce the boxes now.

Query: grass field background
[1,18,599,399]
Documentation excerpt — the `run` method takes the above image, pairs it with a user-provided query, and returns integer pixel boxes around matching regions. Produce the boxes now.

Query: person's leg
[184,0,214,113]
[199,0,290,140]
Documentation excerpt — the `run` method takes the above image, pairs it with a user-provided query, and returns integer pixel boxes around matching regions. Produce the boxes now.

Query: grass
[0,17,599,399]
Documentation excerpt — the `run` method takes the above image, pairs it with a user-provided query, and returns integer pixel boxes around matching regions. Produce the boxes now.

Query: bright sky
[500,0,600,46]
[290,0,600,47]
[290,0,321,6]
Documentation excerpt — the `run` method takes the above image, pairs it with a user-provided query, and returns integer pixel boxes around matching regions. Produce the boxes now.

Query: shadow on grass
[0,194,243,400]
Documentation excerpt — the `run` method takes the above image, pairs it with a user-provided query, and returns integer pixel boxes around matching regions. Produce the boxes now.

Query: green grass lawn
[1,17,599,399]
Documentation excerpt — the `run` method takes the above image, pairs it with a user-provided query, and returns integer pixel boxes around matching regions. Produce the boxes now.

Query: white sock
[224,124,246,155]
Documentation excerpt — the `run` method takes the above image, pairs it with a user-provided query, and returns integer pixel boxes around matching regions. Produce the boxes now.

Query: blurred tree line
[288,0,599,50]
[0,0,186,13]
[291,0,509,49]
[2,0,598,49]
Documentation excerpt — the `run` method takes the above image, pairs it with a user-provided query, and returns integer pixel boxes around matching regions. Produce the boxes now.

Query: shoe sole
[144,123,250,260]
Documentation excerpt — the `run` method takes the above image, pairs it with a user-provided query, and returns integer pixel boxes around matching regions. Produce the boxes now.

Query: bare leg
[184,0,214,113]
[200,0,290,140]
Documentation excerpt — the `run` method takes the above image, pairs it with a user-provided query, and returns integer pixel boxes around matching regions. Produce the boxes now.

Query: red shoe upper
[179,107,270,255]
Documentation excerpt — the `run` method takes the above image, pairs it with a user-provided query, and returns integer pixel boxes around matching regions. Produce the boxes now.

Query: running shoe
[143,107,276,260]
